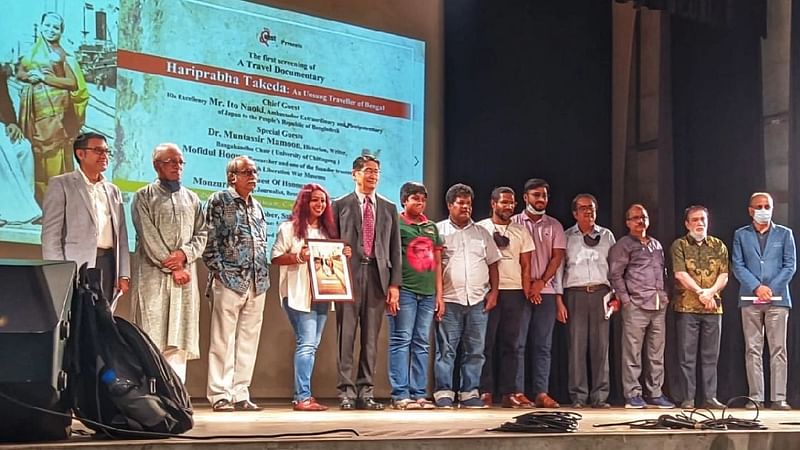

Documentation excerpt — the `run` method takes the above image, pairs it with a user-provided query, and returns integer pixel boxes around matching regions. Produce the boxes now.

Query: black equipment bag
[66,265,193,438]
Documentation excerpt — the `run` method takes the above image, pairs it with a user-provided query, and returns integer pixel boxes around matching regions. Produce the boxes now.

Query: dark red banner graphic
[117,50,411,119]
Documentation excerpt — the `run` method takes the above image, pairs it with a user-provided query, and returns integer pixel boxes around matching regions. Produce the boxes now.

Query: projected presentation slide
[0,0,425,247]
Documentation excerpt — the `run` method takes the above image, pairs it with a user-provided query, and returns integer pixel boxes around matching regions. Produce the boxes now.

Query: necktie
[363,196,375,257]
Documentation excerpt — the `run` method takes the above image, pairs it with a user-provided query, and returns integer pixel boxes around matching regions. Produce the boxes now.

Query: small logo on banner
[259,28,276,46]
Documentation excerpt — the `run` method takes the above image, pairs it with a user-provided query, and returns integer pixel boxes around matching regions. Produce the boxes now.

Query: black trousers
[335,260,385,399]
[95,248,116,305]
[480,289,531,396]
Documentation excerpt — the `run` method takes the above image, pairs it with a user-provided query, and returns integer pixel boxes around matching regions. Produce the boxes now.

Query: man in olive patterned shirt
[670,205,728,410]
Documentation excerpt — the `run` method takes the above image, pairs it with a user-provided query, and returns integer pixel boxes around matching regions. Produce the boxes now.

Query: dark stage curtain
[787,0,800,408]
[615,0,766,36]
[668,14,788,406]
[444,0,611,405]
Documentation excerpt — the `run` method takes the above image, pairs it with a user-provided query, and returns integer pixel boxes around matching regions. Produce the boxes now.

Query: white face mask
[526,203,546,215]
[753,208,772,225]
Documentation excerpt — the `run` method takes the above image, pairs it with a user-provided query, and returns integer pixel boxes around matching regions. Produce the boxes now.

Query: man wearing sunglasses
[477,187,535,408]
[41,132,130,307]
[561,194,615,409]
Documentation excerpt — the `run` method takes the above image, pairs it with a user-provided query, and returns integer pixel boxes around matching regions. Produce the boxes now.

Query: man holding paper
[732,192,796,410]
[561,194,615,409]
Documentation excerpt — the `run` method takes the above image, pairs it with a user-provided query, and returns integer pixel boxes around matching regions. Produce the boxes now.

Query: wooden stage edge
[4,400,800,450]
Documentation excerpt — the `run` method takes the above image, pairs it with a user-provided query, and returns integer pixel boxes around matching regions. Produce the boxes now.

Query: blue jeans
[524,293,556,394]
[283,299,329,402]
[387,289,435,400]
[434,302,488,400]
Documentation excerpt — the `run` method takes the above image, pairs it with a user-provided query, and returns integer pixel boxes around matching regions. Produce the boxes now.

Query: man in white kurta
[131,143,207,382]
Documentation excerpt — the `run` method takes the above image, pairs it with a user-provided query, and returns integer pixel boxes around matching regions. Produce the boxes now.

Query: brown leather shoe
[480,392,493,407]
[501,393,525,408]
[535,392,560,408]
[294,397,328,411]
[514,393,535,408]
[233,400,262,411]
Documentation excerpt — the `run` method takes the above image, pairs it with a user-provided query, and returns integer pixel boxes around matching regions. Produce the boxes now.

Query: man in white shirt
[560,194,615,408]
[434,183,501,409]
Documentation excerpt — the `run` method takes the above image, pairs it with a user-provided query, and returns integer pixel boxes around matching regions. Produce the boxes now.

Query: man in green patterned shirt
[670,205,729,410]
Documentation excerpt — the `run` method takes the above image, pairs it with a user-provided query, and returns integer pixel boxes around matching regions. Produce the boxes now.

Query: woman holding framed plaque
[271,183,349,411]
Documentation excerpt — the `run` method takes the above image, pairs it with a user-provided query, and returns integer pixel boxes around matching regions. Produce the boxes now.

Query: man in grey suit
[332,154,402,410]
[41,132,130,303]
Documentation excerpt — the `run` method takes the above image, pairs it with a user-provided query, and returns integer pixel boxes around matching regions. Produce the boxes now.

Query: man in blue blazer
[332,154,402,410]
[41,132,130,304]
[731,192,796,410]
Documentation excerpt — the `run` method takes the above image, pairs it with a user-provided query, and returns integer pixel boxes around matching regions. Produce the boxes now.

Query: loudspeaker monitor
[0,259,76,442]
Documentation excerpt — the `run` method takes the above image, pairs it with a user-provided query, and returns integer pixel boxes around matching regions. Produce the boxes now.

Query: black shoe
[745,400,764,410]
[356,398,385,410]
[212,399,234,412]
[233,400,262,411]
[703,398,725,409]
[680,400,695,409]
[340,398,356,410]
[591,402,611,409]
[772,400,791,411]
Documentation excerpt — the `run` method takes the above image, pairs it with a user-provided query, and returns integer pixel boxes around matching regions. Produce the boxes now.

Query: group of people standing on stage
[38,132,796,413]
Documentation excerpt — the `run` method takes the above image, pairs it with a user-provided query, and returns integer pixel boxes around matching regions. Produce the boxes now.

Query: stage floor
[4,401,800,450]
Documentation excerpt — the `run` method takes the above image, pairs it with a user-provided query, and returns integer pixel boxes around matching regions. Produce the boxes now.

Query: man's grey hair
[226,155,256,185]
[749,192,773,206]
[152,142,180,161]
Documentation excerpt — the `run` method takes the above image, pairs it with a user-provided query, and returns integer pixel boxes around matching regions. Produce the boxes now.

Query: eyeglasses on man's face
[156,159,186,167]
[235,169,258,177]
[78,146,112,157]
[359,168,380,176]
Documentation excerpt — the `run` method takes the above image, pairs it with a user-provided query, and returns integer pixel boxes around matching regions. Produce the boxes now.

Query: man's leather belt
[566,284,607,293]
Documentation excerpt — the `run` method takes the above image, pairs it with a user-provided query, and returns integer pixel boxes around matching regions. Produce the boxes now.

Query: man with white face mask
[511,178,565,408]
[732,192,796,410]
[670,206,728,409]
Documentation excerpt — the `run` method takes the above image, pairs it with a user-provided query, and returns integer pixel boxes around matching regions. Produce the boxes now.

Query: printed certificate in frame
[307,239,354,302]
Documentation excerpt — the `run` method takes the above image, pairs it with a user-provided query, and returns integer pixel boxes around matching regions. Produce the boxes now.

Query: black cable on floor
[0,391,360,441]
[592,396,766,431]
[489,411,581,433]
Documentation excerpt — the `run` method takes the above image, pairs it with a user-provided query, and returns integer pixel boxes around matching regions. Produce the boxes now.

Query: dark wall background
[668,14,766,405]
[443,0,612,223]
[445,0,798,407]
[444,0,612,404]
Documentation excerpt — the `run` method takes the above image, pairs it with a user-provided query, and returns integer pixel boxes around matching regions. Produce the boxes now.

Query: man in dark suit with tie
[41,132,130,305]
[332,154,402,410]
